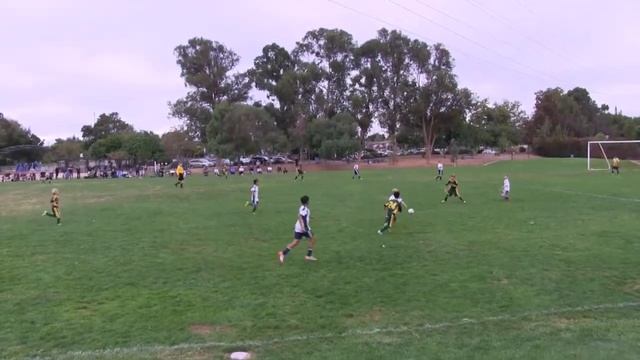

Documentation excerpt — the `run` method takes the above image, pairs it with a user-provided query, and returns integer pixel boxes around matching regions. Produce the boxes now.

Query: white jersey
[389,194,404,206]
[251,185,259,202]
[503,178,510,192]
[354,164,359,171]
[437,163,443,171]
[294,205,311,233]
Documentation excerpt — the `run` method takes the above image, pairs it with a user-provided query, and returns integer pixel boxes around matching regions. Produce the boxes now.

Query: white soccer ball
[408,208,415,214]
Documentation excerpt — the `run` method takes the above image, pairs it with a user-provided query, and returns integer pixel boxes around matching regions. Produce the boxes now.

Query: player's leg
[305,233,317,261]
[456,188,465,203]
[378,212,392,234]
[53,207,61,224]
[279,236,301,264]
[252,200,258,213]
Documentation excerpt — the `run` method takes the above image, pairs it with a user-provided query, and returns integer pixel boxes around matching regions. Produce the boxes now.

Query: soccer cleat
[305,255,318,261]
[463,201,466,204]
[278,251,285,264]
[377,230,383,235]
[42,210,48,216]
[441,200,445,203]
[244,201,250,207]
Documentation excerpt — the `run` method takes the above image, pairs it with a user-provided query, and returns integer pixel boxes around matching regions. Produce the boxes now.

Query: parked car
[270,155,294,164]
[188,159,213,168]
[239,156,252,165]
[252,155,270,165]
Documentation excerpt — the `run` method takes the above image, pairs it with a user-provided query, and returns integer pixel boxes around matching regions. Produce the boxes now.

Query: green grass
[1,158,640,359]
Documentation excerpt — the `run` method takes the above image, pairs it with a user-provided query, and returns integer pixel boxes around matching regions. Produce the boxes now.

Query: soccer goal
[587,140,640,171]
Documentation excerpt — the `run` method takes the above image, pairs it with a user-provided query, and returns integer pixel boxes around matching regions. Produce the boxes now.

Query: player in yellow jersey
[42,188,62,225]
[442,174,465,203]
[174,163,185,188]
[378,188,409,235]
[612,157,621,175]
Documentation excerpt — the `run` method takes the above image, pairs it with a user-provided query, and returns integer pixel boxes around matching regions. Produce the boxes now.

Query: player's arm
[298,214,309,232]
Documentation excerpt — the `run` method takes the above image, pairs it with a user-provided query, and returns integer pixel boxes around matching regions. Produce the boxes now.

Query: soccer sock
[252,204,257,212]
[282,248,290,256]
[443,196,448,201]
[57,218,61,224]
[380,223,390,232]
[307,248,313,256]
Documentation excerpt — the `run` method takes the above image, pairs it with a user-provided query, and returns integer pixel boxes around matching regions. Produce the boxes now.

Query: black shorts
[297,169,304,175]
[437,169,443,175]
[178,174,184,181]
[448,187,458,196]
[294,231,312,240]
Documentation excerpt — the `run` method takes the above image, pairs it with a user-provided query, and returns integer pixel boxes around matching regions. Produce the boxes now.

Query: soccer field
[2,158,640,359]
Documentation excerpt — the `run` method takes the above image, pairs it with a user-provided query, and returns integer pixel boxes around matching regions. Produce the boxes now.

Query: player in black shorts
[442,175,465,203]
[294,165,304,181]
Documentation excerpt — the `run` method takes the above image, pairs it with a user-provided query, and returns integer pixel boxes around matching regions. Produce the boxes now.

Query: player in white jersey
[352,163,361,180]
[245,179,259,212]
[278,195,317,263]
[435,162,444,181]
[501,175,510,200]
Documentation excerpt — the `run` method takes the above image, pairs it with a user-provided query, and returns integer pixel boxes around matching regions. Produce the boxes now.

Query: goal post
[587,140,640,171]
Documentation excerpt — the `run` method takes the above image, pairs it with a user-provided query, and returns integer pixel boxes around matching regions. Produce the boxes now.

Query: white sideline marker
[33,301,640,360]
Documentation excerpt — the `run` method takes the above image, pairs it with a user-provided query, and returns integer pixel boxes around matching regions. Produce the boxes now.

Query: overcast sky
[1,0,639,144]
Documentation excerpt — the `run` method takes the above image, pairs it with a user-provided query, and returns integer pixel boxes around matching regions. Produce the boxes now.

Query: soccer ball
[408,208,415,214]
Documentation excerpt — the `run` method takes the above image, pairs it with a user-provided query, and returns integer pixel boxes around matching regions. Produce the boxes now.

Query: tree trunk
[425,115,437,164]
[422,117,430,163]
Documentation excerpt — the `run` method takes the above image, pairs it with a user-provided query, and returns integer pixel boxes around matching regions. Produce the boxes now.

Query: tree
[88,134,125,160]
[249,43,299,138]
[350,39,382,149]
[160,129,203,159]
[306,113,360,160]
[0,114,43,164]
[470,101,527,149]
[293,28,355,118]
[122,131,165,164]
[81,112,134,147]
[405,41,474,162]
[372,29,413,156]
[46,137,84,164]
[170,38,251,142]
[207,103,286,158]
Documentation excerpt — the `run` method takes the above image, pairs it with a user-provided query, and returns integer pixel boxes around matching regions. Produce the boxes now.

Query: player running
[42,188,62,225]
[294,164,304,181]
[245,179,259,213]
[378,188,409,234]
[278,195,317,263]
[442,175,465,203]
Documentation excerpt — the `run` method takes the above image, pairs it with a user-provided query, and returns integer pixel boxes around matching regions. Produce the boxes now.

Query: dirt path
[300,154,538,172]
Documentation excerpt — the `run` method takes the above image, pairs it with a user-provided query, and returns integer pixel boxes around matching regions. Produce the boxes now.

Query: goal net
[587,140,640,171]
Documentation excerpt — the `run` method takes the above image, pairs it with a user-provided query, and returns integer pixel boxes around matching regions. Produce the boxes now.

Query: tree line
[2,27,639,165]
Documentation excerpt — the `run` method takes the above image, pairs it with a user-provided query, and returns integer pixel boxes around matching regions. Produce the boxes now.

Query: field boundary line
[28,301,640,360]
[482,159,502,166]
[545,188,640,203]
